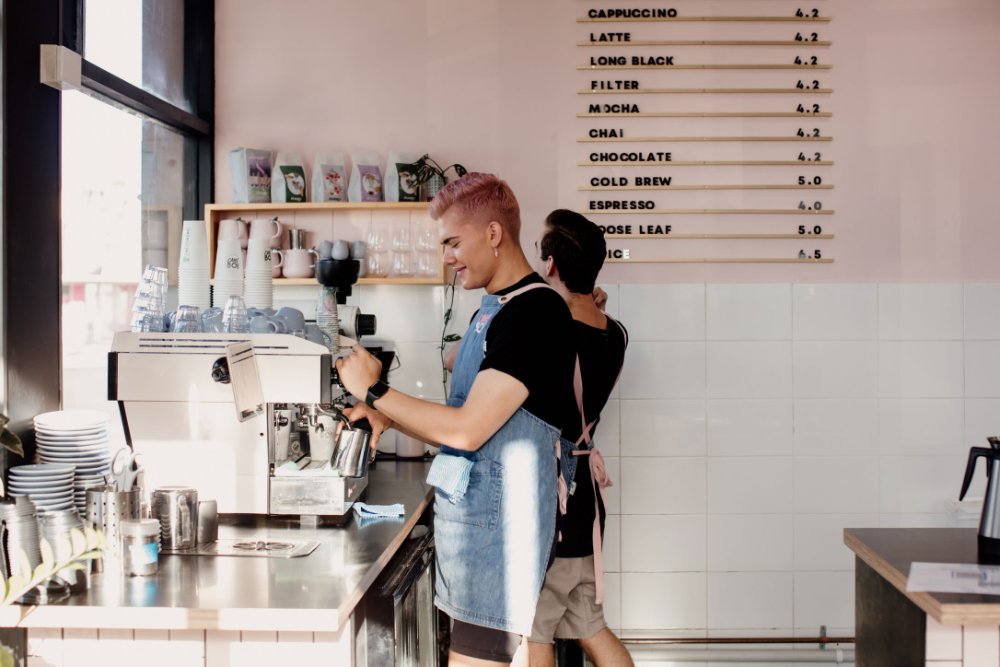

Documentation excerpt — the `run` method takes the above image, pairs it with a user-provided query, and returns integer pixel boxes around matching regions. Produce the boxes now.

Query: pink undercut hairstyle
[428,172,521,240]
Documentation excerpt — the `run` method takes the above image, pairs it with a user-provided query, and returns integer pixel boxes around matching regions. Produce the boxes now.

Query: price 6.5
[798,225,823,235]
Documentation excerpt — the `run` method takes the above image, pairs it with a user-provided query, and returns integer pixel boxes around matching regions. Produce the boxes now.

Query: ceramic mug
[218,219,249,250]
[282,249,317,279]
[250,218,283,249]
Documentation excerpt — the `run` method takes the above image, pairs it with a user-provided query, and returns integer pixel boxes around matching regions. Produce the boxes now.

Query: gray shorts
[528,555,607,643]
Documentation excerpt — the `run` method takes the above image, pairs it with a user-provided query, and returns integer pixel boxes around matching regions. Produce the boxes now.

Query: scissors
[111,449,143,492]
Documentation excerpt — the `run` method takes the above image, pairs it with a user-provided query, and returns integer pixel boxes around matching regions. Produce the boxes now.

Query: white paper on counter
[907,562,1000,595]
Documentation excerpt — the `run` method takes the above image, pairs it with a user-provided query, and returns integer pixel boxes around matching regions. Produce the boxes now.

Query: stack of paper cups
[213,238,244,305]
[244,237,276,308]
[178,220,211,309]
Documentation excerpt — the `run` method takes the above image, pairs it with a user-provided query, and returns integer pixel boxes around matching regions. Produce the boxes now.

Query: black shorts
[450,618,521,662]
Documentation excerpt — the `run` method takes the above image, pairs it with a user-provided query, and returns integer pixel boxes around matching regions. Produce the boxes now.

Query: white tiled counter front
[1,462,434,667]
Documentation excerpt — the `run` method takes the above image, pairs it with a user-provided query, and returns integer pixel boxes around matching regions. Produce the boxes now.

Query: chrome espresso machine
[108,259,381,519]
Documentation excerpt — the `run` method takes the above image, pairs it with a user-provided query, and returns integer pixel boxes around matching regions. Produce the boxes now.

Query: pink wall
[215,0,1000,282]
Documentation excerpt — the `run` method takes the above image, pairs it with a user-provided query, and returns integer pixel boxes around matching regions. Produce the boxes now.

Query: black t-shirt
[556,316,628,558]
[477,273,577,434]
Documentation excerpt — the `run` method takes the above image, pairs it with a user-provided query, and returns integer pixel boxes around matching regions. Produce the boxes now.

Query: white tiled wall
[275,281,1000,637]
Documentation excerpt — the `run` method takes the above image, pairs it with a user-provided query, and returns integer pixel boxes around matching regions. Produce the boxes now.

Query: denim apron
[427,284,560,634]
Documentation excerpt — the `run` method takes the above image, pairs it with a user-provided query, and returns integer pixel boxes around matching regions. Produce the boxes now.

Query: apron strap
[497,281,556,304]
[569,313,627,607]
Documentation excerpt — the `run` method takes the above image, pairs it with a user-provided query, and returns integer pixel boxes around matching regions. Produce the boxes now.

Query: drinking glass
[391,220,412,252]
[368,252,389,278]
[417,251,439,276]
[367,219,389,252]
[415,218,436,251]
[391,251,412,277]
[173,305,204,333]
[221,296,250,333]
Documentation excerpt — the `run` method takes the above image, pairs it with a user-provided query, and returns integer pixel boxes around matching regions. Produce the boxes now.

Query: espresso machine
[108,258,380,519]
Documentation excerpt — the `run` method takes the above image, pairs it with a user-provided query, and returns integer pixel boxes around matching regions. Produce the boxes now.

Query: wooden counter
[844,527,1000,667]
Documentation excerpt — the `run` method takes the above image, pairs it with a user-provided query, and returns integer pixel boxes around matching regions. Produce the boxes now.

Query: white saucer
[33,410,109,431]
[11,463,76,477]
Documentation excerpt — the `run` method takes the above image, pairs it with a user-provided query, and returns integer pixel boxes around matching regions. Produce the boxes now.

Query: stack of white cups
[244,219,282,309]
[213,238,244,305]
[178,220,211,309]
[213,219,248,306]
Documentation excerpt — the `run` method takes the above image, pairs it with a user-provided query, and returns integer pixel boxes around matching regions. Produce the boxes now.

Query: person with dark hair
[337,175,577,667]
[517,209,632,667]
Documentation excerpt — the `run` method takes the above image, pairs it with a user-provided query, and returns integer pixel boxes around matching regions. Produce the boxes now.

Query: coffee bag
[385,151,421,202]
[348,151,383,202]
[271,153,308,203]
[229,148,273,203]
[311,152,348,202]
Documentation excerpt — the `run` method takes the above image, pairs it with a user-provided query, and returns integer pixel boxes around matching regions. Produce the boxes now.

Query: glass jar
[122,518,161,576]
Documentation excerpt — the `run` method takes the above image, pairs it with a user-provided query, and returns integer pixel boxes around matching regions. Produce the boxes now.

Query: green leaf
[39,538,54,568]
[32,563,49,582]
[16,549,31,580]
[84,526,104,551]
[70,528,87,554]
[3,576,25,605]
[0,429,24,459]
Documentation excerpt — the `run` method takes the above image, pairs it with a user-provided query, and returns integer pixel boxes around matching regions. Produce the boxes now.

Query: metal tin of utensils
[151,487,198,551]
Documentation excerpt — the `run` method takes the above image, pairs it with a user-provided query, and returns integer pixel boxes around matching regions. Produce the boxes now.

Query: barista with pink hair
[337,173,577,667]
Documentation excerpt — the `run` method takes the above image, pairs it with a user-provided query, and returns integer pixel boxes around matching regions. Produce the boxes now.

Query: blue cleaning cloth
[425,452,473,503]
[352,502,405,517]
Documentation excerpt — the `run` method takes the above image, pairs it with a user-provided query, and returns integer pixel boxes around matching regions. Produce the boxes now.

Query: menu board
[576,2,834,265]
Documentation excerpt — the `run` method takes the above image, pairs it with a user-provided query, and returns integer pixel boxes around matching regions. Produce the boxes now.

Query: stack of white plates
[33,410,113,516]
[8,464,75,514]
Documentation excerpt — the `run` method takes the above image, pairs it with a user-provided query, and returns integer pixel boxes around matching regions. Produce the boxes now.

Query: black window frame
[2,0,214,452]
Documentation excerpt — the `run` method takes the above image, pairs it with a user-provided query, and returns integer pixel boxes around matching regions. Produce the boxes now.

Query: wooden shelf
[205,202,430,214]
[203,202,444,291]
[212,276,444,287]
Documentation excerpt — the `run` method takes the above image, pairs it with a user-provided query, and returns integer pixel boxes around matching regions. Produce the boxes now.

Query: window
[54,0,212,435]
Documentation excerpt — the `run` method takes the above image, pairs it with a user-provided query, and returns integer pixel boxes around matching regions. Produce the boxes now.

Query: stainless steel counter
[0,460,434,632]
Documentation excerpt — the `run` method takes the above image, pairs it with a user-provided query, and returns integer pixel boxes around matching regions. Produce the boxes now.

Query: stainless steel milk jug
[151,487,198,551]
[960,436,1000,559]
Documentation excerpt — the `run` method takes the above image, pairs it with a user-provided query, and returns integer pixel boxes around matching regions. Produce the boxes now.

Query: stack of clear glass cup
[129,265,168,332]
[414,217,439,276]
[391,219,413,276]
[367,219,390,277]
[221,295,250,333]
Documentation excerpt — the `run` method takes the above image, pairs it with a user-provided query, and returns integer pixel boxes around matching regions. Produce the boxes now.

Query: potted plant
[409,154,468,201]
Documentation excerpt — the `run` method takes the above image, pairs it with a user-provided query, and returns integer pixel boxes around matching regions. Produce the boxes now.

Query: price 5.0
[798,176,823,185]
[798,225,823,235]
